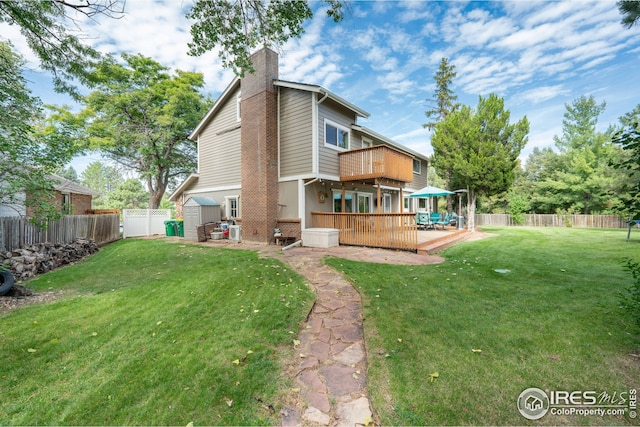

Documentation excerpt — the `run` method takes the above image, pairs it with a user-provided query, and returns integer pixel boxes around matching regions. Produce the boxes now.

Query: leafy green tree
[619,0,640,28]
[431,94,529,230]
[529,96,626,214]
[0,41,75,222]
[187,0,345,76]
[79,54,210,208]
[612,104,640,216]
[80,161,123,209]
[56,165,79,183]
[0,0,123,98]
[107,179,148,210]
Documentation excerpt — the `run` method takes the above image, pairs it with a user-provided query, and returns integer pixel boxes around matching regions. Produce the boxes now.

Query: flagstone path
[277,246,445,426]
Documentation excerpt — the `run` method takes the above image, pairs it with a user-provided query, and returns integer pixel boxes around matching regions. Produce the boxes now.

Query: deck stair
[418,229,472,255]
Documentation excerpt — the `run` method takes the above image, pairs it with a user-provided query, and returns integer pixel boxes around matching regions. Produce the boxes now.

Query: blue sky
[4,0,640,173]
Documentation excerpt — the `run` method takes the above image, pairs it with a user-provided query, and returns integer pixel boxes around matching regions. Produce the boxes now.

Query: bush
[621,258,640,330]
[507,194,529,225]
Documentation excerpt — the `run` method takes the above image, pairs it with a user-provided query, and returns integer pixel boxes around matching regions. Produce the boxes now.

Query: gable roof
[50,174,101,197]
[189,78,240,140]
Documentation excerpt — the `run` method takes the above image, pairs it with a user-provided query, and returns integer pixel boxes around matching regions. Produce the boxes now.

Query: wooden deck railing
[339,145,414,183]
[311,212,418,251]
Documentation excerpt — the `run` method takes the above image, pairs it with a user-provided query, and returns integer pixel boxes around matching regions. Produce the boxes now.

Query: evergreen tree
[424,57,459,212]
[431,94,529,230]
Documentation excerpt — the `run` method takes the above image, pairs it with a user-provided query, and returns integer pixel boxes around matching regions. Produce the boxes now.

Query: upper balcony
[338,144,414,184]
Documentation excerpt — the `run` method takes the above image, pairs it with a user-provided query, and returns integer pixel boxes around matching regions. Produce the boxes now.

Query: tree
[80,54,210,208]
[431,94,529,230]
[187,0,345,76]
[0,0,124,98]
[107,179,148,209]
[423,57,459,131]
[0,41,75,221]
[533,95,624,214]
[612,104,640,216]
[80,161,123,208]
[553,95,607,153]
[424,57,460,212]
[57,165,79,183]
[618,0,640,28]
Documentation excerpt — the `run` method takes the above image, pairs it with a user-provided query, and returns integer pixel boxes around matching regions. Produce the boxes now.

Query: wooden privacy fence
[311,212,417,250]
[474,214,628,228]
[0,214,121,252]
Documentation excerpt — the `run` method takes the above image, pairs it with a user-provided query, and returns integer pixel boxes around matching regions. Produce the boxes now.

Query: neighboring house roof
[168,173,199,202]
[352,125,430,163]
[50,174,101,197]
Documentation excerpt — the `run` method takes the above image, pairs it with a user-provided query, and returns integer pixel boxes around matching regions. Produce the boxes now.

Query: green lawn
[0,239,314,426]
[327,227,640,426]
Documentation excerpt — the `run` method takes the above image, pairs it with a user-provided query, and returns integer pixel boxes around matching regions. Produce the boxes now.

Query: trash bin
[176,219,184,237]
[164,220,177,236]
[457,215,465,230]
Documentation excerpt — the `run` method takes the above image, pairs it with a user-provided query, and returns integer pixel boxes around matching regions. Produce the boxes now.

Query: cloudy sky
[4,0,640,172]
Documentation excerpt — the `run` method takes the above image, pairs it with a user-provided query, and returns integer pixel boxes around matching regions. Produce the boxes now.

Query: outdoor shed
[183,196,221,241]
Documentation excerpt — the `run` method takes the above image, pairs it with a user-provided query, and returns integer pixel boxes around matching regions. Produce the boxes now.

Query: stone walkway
[191,237,454,425]
[277,246,445,426]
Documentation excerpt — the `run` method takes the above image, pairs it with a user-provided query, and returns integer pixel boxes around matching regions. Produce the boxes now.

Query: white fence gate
[123,209,171,238]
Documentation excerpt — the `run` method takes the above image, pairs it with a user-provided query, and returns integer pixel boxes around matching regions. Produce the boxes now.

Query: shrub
[620,258,640,330]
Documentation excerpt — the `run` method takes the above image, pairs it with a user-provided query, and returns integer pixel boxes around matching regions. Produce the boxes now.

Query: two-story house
[169,48,429,248]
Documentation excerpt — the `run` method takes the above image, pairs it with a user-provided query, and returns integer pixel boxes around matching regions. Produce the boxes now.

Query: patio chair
[415,211,433,230]
[430,212,442,226]
[436,212,453,230]
[449,212,458,226]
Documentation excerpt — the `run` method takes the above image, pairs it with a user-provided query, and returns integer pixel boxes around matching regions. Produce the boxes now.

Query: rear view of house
[170,48,429,248]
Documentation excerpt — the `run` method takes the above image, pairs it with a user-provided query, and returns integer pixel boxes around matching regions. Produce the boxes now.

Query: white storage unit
[183,197,221,241]
[301,228,339,248]
[229,225,242,242]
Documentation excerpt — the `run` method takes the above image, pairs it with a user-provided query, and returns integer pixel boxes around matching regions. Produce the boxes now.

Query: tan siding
[279,88,313,177]
[406,158,429,190]
[278,180,299,218]
[318,100,356,177]
[193,87,242,190]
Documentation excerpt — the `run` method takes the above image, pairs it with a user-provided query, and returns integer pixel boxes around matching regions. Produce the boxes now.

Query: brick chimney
[240,48,279,243]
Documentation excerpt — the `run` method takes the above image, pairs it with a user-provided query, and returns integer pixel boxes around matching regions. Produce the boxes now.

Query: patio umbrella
[409,185,455,198]
[409,186,454,212]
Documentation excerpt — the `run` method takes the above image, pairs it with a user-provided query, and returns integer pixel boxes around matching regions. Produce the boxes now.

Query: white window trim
[236,93,241,122]
[383,193,392,213]
[332,189,355,213]
[324,119,350,151]
[362,137,372,148]
[225,195,240,219]
[357,192,373,213]
[413,158,422,175]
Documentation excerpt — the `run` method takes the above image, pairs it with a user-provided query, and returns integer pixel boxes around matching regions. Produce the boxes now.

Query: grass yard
[327,227,640,426]
[0,239,314,426]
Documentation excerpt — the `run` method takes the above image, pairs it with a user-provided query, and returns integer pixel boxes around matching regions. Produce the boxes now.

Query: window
[225,195,239,219]
[333,191,354,213]
[324,120,349,150]
[362,138,372,148]
[357,193,372,213]
[61,193,71,214]
[413,158,421,174]
[383,194,392,213]
[403,196,414,212]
